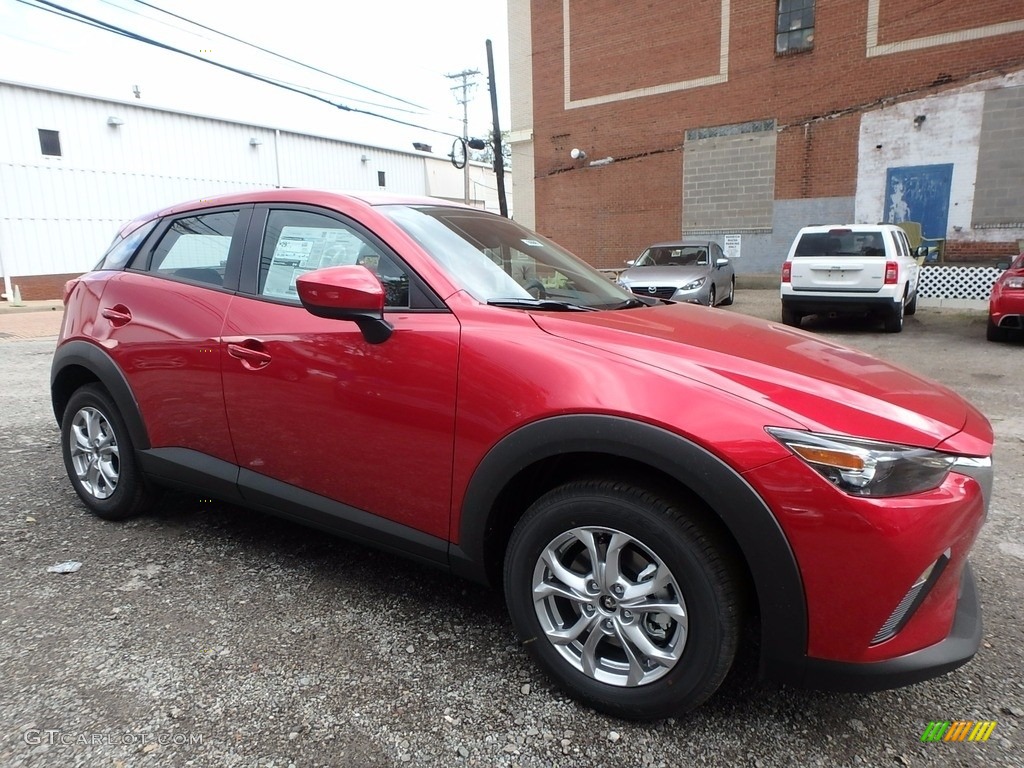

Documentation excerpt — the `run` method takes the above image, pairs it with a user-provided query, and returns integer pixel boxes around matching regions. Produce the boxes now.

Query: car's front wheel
[504,480,741,720]
[61,384,155,520]
[720,278,735,306]
[706,286,716,307]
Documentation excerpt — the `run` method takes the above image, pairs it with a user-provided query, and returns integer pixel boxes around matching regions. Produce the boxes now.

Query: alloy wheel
[69,406,120,500]
[531,526,687,687]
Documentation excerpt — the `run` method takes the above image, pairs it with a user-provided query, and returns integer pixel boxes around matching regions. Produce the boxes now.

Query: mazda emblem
[647,286,657,294]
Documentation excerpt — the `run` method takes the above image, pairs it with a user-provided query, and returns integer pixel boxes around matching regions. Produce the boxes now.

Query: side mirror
[624,259,636,266]
[996,261,1011,271]
[916,245,929,258]
[715,258,729,267]
[296,265,393,344]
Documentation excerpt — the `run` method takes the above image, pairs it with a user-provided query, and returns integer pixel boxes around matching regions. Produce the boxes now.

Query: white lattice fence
[919,265,1000,301]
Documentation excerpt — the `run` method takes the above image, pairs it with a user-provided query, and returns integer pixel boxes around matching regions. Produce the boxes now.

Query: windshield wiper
[609,297,651,309]
[486,298,598,312]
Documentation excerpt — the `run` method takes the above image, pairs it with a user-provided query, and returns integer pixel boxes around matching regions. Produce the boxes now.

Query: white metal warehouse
[0,79,511,301]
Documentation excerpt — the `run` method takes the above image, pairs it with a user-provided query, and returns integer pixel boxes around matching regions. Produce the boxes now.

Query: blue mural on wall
[884,164,953,239]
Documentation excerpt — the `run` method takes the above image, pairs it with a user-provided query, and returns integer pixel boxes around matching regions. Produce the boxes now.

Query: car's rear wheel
[61,384,155,520]
[986,317,1009,342]
[781,306,802,327]
[504,480,741,720]
[905,290,918,316]
[883,298,905,333]
[720,278,735,306]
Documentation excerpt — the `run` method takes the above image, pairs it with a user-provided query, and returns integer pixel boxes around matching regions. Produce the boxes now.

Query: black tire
[504,480,741,720]
[883,298,904,333]
[905,291,918,316]
[60,384,156,520]
[986,317,1009,342]
[781,306,802,327]
[719,278,735,306]
[706,286,716,307]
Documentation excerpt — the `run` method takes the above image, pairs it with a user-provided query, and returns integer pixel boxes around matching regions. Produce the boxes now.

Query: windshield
[380,205,637,309]
[636,246,708,267]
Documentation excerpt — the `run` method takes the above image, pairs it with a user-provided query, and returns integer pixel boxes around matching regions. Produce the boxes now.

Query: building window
[39,129,62,156]
[776,0,814,53]
[377,171,386,187]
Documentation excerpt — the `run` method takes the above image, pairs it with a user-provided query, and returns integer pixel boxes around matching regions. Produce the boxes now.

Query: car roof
[145,189,476,220]
[642,240,715,248]
[797,224,901,233]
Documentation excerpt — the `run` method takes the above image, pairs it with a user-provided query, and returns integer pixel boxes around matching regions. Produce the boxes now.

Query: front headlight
[679,277,706,292]
[766,428,957,497]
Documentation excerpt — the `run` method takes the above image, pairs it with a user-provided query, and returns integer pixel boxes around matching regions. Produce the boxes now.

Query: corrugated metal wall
[0,81,509,279]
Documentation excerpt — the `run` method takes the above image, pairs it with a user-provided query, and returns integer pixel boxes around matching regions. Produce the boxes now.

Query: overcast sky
[0,0,510,153]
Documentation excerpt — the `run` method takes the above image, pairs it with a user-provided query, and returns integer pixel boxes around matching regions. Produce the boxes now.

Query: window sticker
[263,226,363,299]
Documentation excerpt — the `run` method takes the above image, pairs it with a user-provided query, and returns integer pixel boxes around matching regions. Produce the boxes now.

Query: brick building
[506,1,1024,274]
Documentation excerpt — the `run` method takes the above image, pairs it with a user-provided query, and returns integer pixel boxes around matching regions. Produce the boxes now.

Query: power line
[128,0,428,111]
[17,0,465,140]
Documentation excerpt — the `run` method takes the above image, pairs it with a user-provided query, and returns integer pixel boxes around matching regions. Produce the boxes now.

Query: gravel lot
[1,293,1022,768]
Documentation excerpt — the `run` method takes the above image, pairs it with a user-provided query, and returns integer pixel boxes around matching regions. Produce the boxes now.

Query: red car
[52,190,993,720]
[987,252,1024,342]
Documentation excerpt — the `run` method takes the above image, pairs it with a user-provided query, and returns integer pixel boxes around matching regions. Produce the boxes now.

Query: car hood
[620,265,708,283]
[531,303,990,452]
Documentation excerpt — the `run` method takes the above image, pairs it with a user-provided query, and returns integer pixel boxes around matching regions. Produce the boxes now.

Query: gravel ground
[1,294,1022,768]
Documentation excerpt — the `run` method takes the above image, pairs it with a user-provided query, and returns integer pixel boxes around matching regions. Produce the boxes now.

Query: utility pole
[485,40,508,218]
[446,68,479,205]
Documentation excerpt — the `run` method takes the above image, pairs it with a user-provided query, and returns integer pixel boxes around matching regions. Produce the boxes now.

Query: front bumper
[768,562,981,692]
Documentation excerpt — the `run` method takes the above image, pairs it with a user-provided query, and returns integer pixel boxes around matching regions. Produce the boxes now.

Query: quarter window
[142,211,239,287]
[259,210,410,308]
[776,0,814,53]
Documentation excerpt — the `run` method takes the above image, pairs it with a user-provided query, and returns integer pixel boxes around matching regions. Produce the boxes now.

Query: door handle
[100,305,132,327]
[227,342,272,370]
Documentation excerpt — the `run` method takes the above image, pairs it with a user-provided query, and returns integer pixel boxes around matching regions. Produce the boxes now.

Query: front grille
[630,286,676,300]
[871,550,950,644]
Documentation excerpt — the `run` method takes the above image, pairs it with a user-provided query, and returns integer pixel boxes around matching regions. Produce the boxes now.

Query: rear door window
[129,208,248,290]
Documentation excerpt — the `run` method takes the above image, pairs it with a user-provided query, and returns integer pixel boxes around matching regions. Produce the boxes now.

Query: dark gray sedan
[618,240,735,306]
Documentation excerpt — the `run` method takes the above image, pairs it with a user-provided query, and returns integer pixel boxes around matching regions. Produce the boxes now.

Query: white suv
[780,224,921,333]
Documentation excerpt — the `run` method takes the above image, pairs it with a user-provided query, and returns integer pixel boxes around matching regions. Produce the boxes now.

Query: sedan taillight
[884,261,898,285]
[781,262,792,283]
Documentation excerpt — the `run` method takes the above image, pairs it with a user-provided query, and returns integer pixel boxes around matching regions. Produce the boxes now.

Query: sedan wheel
[61,384,155,520]
[720,278,735,306]
[504,480,741,720]
[706,286,716,307]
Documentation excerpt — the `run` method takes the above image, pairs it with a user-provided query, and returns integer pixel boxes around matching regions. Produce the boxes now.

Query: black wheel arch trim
[51,340,151,450]
[450,414,808,676]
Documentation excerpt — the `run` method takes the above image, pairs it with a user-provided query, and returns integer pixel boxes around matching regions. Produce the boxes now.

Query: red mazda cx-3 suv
[52,190,993,719]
